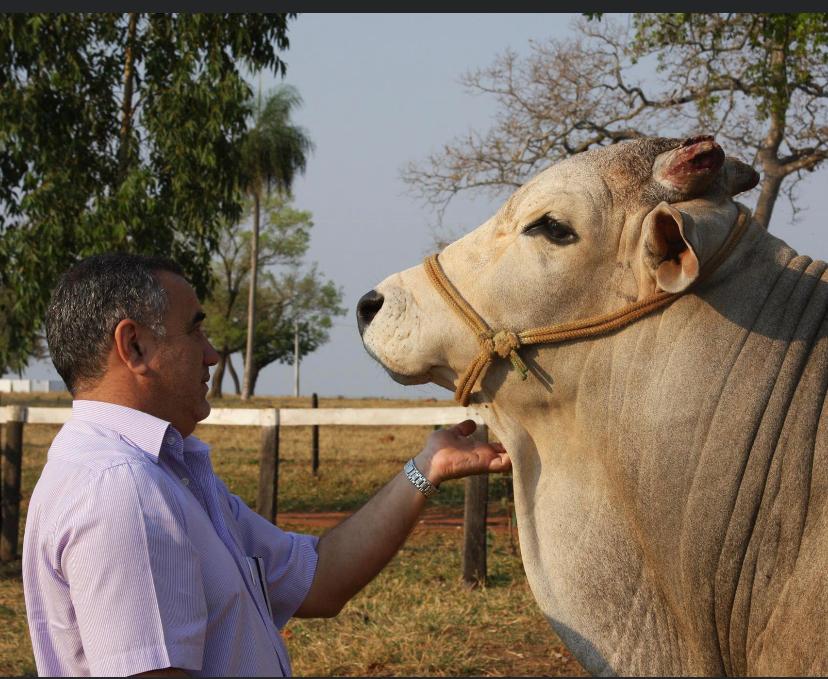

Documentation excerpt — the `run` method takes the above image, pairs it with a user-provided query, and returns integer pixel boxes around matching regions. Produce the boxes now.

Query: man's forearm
[293,421,510,619]
[294,466,427,617]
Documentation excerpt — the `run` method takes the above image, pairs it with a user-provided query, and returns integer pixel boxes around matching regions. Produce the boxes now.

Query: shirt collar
[71,400,175,462]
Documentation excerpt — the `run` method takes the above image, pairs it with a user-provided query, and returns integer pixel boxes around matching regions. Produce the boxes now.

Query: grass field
[0,393,586,676]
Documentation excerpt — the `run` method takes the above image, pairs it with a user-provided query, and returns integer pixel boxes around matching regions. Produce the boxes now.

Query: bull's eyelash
[522,215,578,244]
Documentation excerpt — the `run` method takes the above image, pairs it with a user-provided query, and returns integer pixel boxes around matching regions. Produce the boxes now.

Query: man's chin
[196,399,211,422]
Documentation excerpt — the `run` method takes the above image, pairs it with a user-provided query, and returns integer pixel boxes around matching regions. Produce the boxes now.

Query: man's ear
[112,318,151,374]
[641,202,700,293]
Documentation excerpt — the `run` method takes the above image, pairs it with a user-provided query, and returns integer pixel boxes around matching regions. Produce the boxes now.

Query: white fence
[0,404,494,583]
[0,379,66,394]
[0,405,485,426]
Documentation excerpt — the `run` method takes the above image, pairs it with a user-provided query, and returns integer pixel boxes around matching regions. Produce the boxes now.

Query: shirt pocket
[246,555,274,621]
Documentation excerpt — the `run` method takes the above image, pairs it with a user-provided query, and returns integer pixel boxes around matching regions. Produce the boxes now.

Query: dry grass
[0,562,36,676]
[0,393,585,676]
[282,528,585,677]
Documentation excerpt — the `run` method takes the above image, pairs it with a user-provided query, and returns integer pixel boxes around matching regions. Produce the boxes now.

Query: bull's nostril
[357,290,384,335]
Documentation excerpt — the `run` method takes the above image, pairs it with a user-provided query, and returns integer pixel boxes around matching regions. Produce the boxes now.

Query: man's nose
[204,339,220,366]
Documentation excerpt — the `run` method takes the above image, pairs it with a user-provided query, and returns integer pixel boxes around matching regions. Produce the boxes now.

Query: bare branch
[402,13,828,235]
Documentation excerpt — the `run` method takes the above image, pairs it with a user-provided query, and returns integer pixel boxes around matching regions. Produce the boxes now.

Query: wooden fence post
[462,423,488,587]
[311,393,319,476]
[1,406,24,562]
[256,409,280,524]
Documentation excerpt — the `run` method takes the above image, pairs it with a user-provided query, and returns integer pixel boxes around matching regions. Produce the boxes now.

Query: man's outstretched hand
[296,419,512,618]
[414,419,511,486]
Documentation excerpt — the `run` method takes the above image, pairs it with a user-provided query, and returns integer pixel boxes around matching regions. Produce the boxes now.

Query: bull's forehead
[500,137,685,228]
[533,157,598,192]
[501,161,604,225]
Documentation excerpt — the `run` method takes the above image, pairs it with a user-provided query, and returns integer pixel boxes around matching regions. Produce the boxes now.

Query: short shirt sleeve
[217,479,319,628]
[55,462,207,676]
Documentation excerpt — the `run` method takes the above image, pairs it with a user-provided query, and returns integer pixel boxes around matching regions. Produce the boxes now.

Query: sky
[13,13,828,400]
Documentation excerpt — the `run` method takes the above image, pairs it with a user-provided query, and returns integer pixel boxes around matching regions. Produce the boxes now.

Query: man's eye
[522,216,578,244]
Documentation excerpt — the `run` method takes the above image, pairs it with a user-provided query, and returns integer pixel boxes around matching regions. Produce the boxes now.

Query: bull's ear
[641,202,700,293]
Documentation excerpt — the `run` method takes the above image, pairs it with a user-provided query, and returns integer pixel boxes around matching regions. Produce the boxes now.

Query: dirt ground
[277,504,512,531]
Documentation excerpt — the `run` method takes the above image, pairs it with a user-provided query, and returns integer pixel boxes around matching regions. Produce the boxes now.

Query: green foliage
[0,13,297,374]
[629,13,828,121]
[241,84,314,198]
[205,193,313,353]
[203,194,345,395]
[237,84,315,397]
[252,264,346,367]
[407,13,828,233]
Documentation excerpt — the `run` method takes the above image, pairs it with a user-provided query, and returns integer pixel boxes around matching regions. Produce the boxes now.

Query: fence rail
[0,405,485,426]
[0,403,494,585]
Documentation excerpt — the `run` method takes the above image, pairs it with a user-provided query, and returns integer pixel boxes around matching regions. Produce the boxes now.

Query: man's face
[146,271,219,437]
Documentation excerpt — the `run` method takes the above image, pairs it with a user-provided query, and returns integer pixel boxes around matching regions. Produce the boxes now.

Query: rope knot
[478,330,528,381]
[492,330,520,359]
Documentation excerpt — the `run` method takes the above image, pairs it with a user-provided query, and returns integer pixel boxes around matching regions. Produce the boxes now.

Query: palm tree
[240,84,313,400]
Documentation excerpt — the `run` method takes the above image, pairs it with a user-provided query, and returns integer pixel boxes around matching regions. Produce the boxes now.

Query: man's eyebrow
[189,310,207,328]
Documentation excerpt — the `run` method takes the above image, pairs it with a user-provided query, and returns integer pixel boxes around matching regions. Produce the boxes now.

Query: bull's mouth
[361,341,432,386]
[383,367,431,386]
[382,364,457,391]
[364,342,457,391]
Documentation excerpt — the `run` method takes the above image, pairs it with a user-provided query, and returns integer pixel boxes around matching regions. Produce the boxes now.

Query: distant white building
[0,379,67,393]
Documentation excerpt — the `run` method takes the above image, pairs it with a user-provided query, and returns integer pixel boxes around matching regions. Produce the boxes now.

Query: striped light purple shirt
[22,400,319,677]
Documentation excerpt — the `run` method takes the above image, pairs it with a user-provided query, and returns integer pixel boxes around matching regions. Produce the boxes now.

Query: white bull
[358,136,828,676]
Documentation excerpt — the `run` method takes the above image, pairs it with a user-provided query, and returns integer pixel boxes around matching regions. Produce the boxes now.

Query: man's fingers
[423,424,511,483]
[476,445,511,472]
[487,452,512,472]
[449,419,476,437]
[443,446,511,478]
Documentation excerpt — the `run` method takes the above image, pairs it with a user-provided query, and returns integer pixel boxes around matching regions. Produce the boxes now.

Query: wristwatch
[404,458,439,498]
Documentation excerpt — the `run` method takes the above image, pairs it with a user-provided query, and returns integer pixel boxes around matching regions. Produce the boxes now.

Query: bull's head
[358,136,758,404]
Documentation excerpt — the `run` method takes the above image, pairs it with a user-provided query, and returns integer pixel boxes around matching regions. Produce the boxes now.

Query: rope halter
[423,205,751,406]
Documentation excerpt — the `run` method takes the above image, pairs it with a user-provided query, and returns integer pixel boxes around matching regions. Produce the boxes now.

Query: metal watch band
[404,458,438,498]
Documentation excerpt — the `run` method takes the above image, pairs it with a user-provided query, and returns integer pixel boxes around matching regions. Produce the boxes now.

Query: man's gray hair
[45,252,185,394]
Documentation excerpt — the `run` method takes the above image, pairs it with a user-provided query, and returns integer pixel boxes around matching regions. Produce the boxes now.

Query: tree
[239,84,313,400]
[203,195,344,398]
[0,13,297,375]
[402,13,828,233]
[245,266,345,396]
[205,193,311,398]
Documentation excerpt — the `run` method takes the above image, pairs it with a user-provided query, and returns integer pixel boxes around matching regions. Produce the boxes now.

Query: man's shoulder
[29,421,169,531]
[49,418,157,469]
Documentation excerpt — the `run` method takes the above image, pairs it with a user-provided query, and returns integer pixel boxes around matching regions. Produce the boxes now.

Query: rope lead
[424,205,751,406]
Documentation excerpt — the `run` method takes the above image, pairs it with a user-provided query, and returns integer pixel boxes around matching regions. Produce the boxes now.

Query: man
[22,252,511,677]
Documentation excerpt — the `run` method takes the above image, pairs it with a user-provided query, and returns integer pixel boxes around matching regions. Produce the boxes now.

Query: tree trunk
[208,349,227,400]
[117,12,139,180]
[227,354,242,395]
[242,189,260,400]
[752,169,784,231]
[753,40,789,231]
[293,318,300,397]
[248,363,261,397]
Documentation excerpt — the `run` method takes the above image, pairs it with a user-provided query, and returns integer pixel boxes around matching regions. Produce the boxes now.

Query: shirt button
[166,434,176,445]
[181,477,190,487]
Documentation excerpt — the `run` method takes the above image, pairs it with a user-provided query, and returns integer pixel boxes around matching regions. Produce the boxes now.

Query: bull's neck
[479,224,826,674]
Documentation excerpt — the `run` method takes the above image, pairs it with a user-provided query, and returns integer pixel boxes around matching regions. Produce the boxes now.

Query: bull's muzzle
[356,289,384,336]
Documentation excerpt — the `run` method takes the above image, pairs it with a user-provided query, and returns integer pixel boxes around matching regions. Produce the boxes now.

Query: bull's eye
[522,216,578,244]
